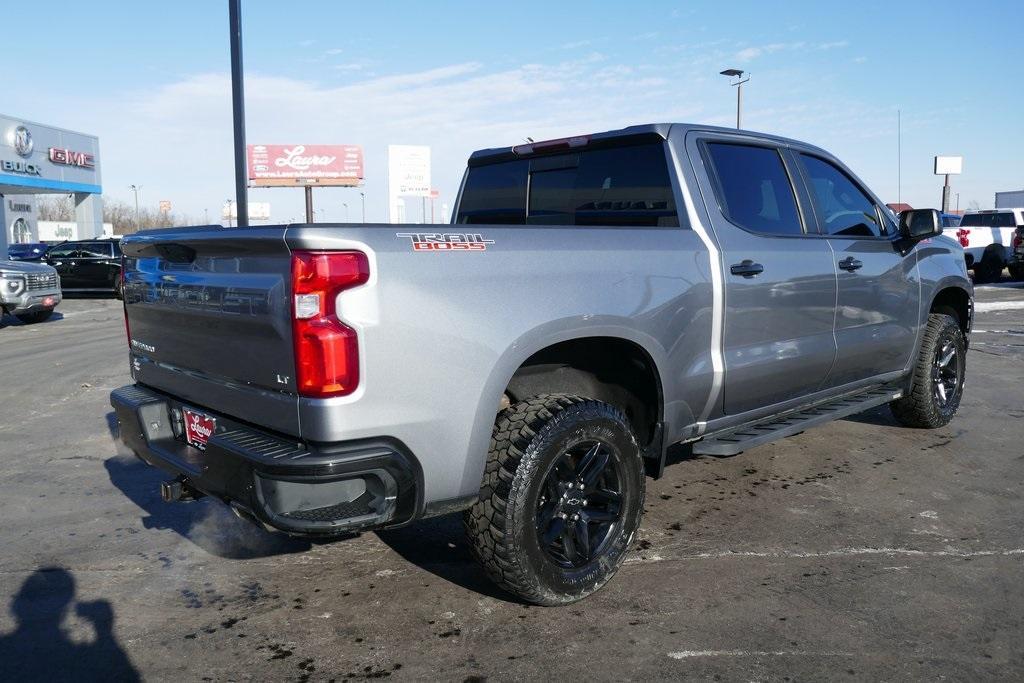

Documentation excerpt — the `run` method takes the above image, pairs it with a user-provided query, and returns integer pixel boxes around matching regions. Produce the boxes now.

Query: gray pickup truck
[111,123,972,605]
[0,259,62,324]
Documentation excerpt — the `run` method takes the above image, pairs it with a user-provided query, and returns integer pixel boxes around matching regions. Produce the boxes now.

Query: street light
[359,192,366,223]
[720,68,750,129]
[128,184,142,231]
[342,202,349,222]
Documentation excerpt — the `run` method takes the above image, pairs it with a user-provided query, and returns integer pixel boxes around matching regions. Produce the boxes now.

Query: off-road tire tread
[890,313,964,428]
[463,393,643,605]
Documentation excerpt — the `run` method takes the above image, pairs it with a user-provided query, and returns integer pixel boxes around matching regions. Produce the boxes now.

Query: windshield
[960,212,1016,228]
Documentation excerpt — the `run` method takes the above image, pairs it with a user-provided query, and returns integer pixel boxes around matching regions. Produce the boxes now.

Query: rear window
[960,212,1016,228]
[456,142,678,227]
[704,142,803,236]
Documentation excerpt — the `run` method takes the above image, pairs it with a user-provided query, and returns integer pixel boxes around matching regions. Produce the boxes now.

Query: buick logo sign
[8,125,34,157]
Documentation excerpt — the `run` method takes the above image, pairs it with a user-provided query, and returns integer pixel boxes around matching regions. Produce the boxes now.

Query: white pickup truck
[947,208,1024,282]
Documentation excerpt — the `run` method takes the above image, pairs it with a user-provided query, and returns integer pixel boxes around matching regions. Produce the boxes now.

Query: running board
[693,385,903,457]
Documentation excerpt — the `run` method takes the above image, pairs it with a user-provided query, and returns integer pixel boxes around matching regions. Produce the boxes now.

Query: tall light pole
[360,192,366,222]
[342,203,349,222]
[129,184,142,231]
[720,68,750,129]
[228,0,249,227]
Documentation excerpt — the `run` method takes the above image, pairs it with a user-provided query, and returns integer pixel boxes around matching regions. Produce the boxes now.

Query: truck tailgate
[121,227,300,436]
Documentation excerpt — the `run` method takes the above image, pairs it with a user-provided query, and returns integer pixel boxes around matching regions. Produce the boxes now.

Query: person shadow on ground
[0,567,139,682]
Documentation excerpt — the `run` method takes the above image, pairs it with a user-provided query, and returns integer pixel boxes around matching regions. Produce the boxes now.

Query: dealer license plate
[182,408,216,450]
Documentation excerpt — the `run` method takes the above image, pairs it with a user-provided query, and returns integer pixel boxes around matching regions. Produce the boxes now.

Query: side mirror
[898,209,941,241]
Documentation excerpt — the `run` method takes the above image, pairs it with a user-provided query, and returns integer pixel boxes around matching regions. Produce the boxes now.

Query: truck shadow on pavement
[104,413,312,560]
[376,516,521,603]
[0,567,140,682]
[0,311,66,327]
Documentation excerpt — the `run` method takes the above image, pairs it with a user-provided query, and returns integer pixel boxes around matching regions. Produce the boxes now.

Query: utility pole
[720,69,750,129]
[228,0,249,227]
[360,192,366,222]
[129,184,142,231]
[304,186,314,223]
[897,109,902,206]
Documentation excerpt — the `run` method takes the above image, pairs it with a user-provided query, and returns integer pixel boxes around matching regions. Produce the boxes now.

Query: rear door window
[79,242,113,257]
[457,142,678,227]
[705,142,803,236]
[799,155,883,237]
[47,245,78,258]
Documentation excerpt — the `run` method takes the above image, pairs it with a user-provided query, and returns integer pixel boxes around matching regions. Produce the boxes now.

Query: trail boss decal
[396,233,494,252]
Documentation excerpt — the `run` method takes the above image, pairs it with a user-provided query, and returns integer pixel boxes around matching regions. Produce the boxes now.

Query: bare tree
[36,195,194,234]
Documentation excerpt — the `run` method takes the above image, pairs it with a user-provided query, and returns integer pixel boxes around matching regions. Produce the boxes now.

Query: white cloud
[734,40,848,62]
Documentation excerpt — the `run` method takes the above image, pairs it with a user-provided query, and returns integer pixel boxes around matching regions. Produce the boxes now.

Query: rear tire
[972,253,1003,284]
[15,309,53,325]
[890,313,965,428]
[464,394,645,605]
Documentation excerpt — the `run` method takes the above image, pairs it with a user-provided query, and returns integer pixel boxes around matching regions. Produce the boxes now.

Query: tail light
[956,228,970,248]
[1013,230,1023,249]
[291,251,369,398]
[121,253,130,346]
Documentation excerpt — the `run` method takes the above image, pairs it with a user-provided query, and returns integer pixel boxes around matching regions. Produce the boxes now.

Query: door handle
[730,260,764,278]
[838,257,864,272]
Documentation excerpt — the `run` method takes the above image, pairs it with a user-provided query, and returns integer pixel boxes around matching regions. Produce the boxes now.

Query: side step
[693,385,903,457]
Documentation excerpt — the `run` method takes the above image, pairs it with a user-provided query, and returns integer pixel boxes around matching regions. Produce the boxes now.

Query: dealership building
[0,114,103,254]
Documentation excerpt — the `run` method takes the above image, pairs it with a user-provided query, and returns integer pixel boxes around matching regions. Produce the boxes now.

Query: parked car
[947,208,1024,283]
[0,259,62,324]
[7,242,49,262]
[110,123,972,605]
[44,238,123,296]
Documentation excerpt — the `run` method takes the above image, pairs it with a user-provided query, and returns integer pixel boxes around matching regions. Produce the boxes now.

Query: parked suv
[110,124,972,604]
[0,259,62,323]
[44,238,123,296]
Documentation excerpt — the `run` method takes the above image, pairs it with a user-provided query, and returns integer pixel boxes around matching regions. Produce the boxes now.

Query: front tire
[15,309,53,324]
[464,394,645,605]
[890,313,966,428]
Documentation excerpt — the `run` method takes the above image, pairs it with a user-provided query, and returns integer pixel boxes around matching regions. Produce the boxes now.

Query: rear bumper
[110,384,422,536]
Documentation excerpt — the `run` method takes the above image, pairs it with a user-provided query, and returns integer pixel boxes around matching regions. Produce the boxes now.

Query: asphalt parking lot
[1,286,1022,681]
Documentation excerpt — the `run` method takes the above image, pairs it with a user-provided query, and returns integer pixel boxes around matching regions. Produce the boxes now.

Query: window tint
[47,245,77,258]
[800,155,882,237]
[79,242,112,257]
[457,142,678,227]
[959,212,1015,228]
[528,167,576,224]
[705,142,802,236]
[457,159,528,224]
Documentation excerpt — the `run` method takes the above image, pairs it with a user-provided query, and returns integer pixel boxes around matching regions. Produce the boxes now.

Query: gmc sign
[49,147,95,168]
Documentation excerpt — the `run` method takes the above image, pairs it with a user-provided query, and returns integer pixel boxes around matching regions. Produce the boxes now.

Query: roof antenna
[524,137,534,143]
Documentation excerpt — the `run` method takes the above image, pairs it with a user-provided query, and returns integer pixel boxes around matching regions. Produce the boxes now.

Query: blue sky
[7,0,1022,223]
